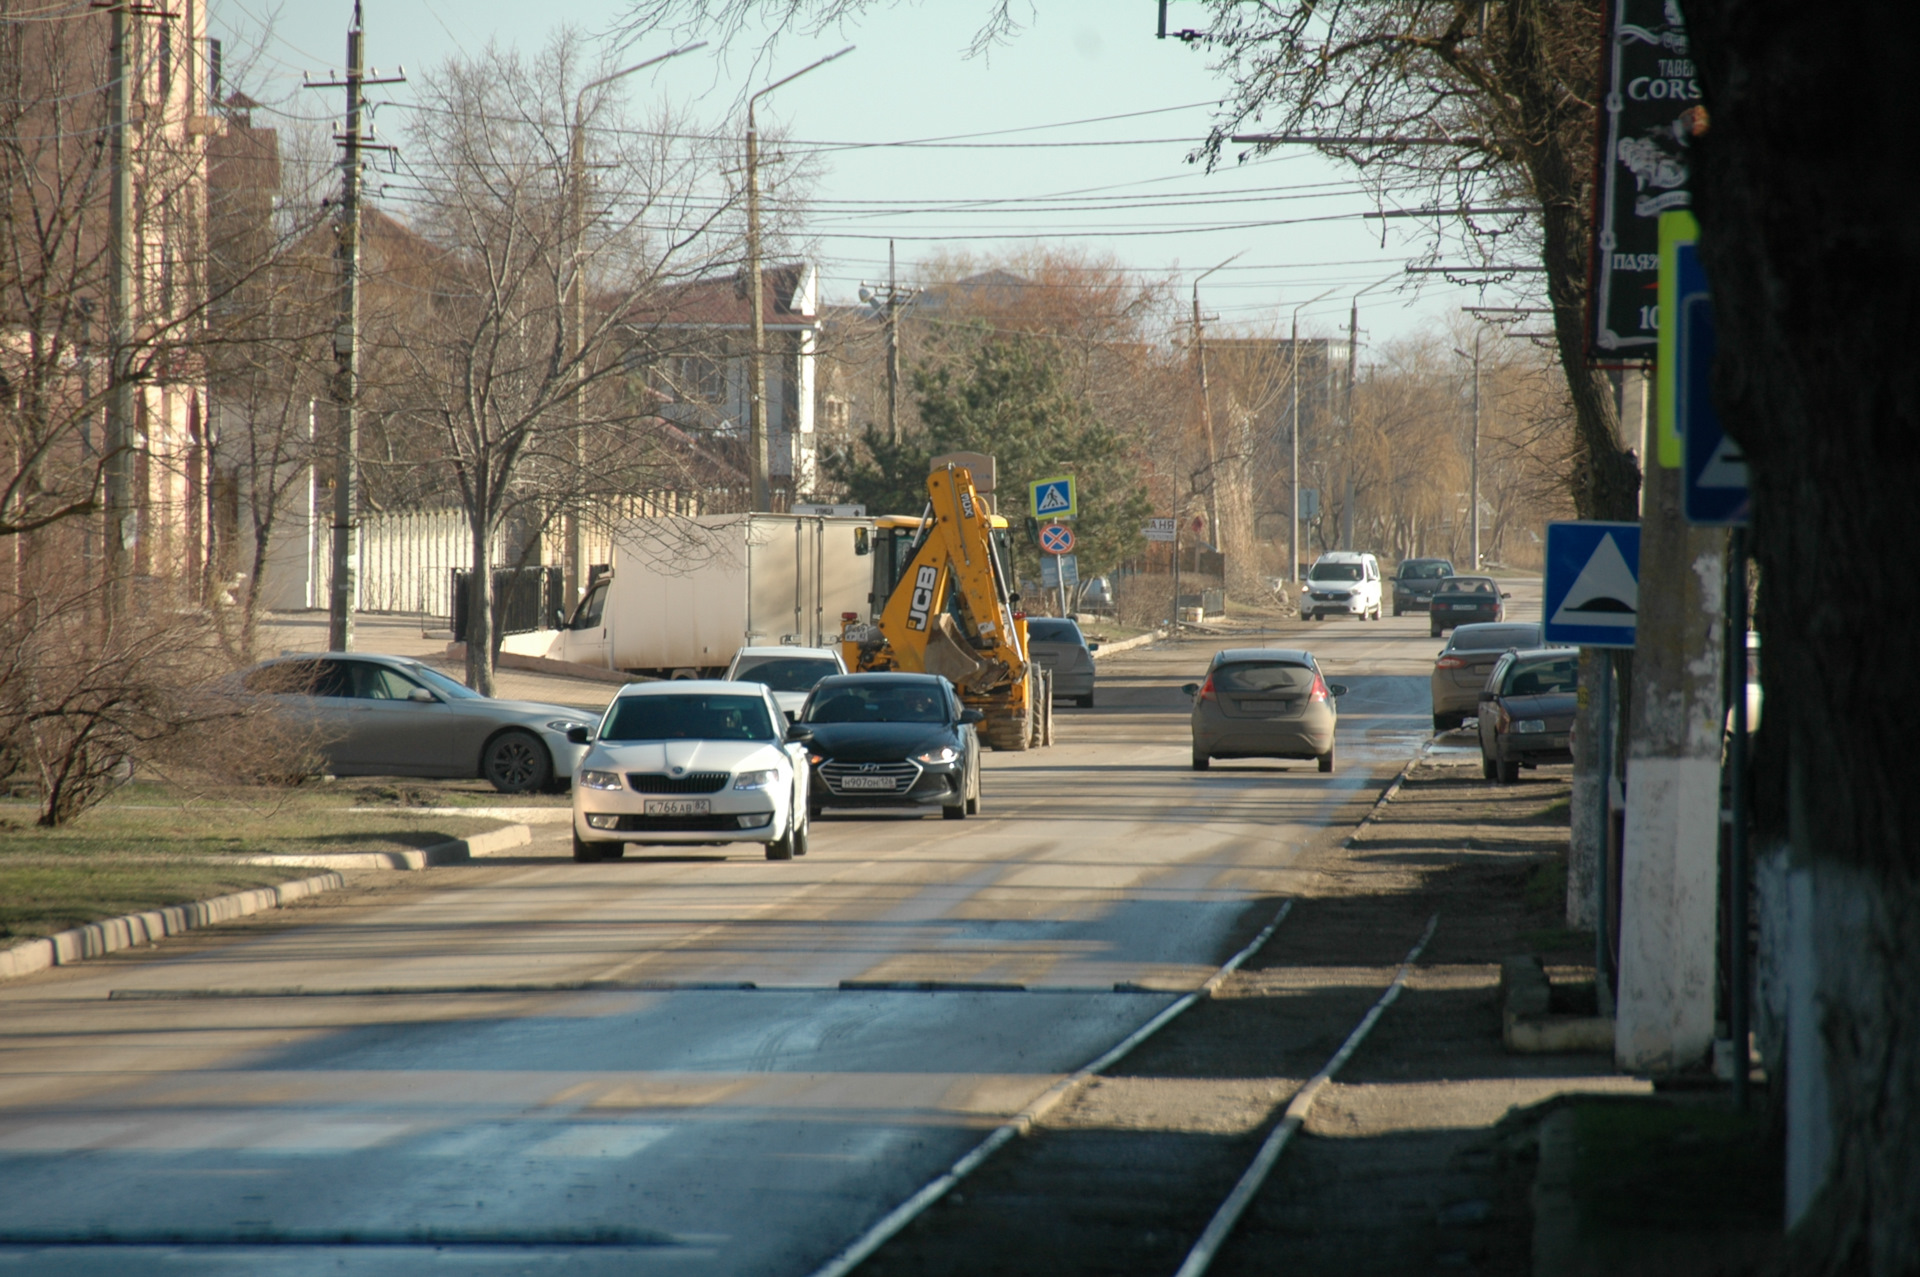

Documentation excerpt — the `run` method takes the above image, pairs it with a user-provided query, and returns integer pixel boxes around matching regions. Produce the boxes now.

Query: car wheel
[483,730,552,794]
[1496,757,1521,784]
[1430,625,1443,638]
[965,765,981,815]
[1393,605,1403,617]
[1482,756,1498,781]
[791,809,810,857]
[572,829,603,863]
[1433,713,1449,733]
[1192,753,1210,771]
[808,799,823,822]
[1317,748,1334,774]
[766,813,797,860]
[1078,693,1094,709]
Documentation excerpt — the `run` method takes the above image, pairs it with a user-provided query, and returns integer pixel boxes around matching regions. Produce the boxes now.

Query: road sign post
[1544,521,1641,649]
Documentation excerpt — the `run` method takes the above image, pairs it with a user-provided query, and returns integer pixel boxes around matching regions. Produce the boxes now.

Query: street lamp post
[565,42,705,605]
[1341,272,1399,552]
[747,46,853,512]
[1289,288,1336,584]
[1190,251,1243,562]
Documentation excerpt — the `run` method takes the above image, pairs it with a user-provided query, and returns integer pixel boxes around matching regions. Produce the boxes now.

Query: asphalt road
[0,580,1539,1276]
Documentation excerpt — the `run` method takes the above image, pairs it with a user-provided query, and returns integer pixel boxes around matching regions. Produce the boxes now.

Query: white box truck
[547,513,876,677]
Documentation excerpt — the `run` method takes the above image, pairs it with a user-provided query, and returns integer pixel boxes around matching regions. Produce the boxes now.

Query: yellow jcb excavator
[840,463,1048,750]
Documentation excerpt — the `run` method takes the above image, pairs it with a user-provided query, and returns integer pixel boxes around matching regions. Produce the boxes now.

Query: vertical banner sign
[1589,0,1703,361]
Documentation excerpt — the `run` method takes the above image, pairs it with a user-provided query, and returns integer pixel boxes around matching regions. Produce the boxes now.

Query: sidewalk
[849,753,1781,1275]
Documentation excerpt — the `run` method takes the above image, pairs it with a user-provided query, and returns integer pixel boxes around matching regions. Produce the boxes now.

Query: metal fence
[450,566,567,643]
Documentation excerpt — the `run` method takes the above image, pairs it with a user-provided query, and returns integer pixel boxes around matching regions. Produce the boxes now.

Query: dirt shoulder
[856,756,1650,1276]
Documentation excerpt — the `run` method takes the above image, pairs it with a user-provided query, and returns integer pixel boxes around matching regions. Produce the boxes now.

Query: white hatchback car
[570,681,812,863]
[1301,551,1384,621]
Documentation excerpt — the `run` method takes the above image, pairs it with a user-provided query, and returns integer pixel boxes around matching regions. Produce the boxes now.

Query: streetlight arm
[750,44,855,111]
[579,41,708,109]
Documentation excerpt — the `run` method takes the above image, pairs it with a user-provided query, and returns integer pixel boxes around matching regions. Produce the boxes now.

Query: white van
[1301,551,1383,621]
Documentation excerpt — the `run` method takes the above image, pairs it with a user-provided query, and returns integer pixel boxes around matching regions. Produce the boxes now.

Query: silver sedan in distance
[1183,648,1347,774]
[1429,622,1547,731]
[237,653,595,792]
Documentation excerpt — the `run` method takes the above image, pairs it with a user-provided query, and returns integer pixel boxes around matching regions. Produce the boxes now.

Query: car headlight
[734,768,779,790]
[548,720,589,735]
[579,769,623,790]
[915,746,959,765]
[1515,720,1547,734]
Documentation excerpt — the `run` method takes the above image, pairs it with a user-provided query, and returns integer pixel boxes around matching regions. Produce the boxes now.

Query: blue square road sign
[1544,521,1640,649]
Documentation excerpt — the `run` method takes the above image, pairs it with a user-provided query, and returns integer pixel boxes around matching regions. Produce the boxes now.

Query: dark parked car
[799,673,983,819]
[1430,621,1548,731]
[1428,575,1510,637]
[1026,617,1098,707]
[235,653,594,792]
[1476,649,1579,782]
[1391,557,1456,616]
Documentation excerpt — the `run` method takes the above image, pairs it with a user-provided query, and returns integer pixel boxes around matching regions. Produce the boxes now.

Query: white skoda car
[570,681,812,862]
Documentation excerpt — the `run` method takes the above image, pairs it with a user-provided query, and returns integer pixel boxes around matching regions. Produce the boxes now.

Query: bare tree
[380,35,738,694]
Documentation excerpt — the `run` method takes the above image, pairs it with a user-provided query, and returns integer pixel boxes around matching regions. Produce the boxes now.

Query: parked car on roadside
[1026,617,1098,708]
[1183,648,1347,773]
[1300,551,1383,621]
[234,653,595,793]
[1428,575,1509,637]
[569,681,812,861]
[1429,622,1548,731]
[1391,557,1456,616]
[1476,648,1579,782]
[798,673,983,820]
[722,645,847,721]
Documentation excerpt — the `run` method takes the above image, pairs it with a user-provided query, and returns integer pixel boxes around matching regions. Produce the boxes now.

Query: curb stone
[1090,630,1161,660]
[0,872,347,984]
[243,821,532,869]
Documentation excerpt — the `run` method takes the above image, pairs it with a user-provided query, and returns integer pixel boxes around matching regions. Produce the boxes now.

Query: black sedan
[1428,575,1511,637]
[797,673,983,820]
[1477,648,1579,783]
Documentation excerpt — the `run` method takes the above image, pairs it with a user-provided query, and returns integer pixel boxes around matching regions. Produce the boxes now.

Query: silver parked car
[237,653,595,792]
[1429,622,1547,732]
[1182,647,1347,774]
[1026,617,1098,707]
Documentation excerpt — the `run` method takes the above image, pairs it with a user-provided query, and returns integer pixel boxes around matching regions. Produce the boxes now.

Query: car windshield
[1213,661,1315,693]
[1439,577,1497,595]
[601,694,776,742]
[804,683,949,724]
[1310,563,1363,582]
[407,664,483,700]
[1504,658,1579,696]
[1400,561,1452,580]
[729,656,841,692]
[1448,625,1542,653]
[1026,620,1083,643]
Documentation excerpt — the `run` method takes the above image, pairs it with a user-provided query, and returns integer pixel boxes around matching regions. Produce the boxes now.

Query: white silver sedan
[571,681,812,863]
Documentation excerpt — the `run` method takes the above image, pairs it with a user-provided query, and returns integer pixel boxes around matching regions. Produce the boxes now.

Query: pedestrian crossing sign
[1029,476,1077,520]
[1544,521,1640,649]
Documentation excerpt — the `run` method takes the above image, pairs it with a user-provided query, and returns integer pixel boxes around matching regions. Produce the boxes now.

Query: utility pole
[305,5,401,651]
[104,2,138,612]
[859,240,919,445]
[746,46,852,512]
[1190,253,1240,565]
[1452,324,1486,570]
[1288,288,1334,583]
[1342,299,1358,551]
[564,44,704,604]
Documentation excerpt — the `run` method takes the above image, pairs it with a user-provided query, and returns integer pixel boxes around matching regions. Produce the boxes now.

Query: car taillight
[1435,655,1468,670]
[1198,676,1217,702]
[1308,674,1329,703]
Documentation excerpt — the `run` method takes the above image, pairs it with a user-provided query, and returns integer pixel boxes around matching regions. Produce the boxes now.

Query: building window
[823,396,849,435]
[669,353,727,403]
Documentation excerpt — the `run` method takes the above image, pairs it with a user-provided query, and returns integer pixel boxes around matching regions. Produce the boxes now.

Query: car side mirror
[408,688,436,703]
[565,725,592,745]
[784,710,798,723]
[785,724,815,743]
[1478,689,1498,702]
[1501,591,1512,599]
[1087,642,1101,652]
[959,708,986,725]
[1181,682,1200,696]
[1327,683,1348,698]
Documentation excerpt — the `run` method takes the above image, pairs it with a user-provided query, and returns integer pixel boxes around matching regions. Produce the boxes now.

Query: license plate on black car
[839,776,896,790]
[644,799,709,816]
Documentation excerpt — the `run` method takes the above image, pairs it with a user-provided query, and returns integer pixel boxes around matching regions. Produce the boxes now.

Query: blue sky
[211,0,1535,349]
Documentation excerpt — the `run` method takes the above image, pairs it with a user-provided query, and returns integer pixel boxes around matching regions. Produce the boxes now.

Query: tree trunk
[465,512,495,697]
[1688,3,1920,1269]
